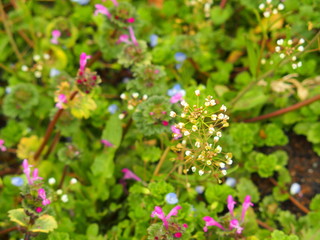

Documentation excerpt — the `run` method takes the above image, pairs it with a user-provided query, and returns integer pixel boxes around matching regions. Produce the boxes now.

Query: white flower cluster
[21,53,51,78]
[259,0,285,18]
[275,38,305,69]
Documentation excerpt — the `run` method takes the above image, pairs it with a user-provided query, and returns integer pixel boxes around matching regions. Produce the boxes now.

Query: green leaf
[310,194,320,211]
[86,224,99,237]
[246,39,259,77]
[91,151,115,178]
[210,5,233,25]
[102,114,123,148]
[236,178,260,203]
[271,230,299,240]
[205,184,235,212]
[307,122,320,144]
[233,86,268,111]
[30,215,58,233]
[48,232,70,240]
[8,208,29,227]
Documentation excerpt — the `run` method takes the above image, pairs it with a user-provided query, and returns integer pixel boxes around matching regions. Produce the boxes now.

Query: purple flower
[108,104,118,114]
[151,205,182,229]
[165,193,179,204]
[32,168,43,182]
[195,186,205,194]
[50,30,61,45]
[227,195,236,218]
[71,0,90,5]
[117,27,138,46]
[22,159,43,185]
[203,216,225,232]
[171,125,182,139]
[128,26,138,46]
[50,68,61,77]
[229,219,243,234]
[0,139,7,152]
[127,17,135,23]
[225,177,236,187]
[94,4,111,18]
[241,195,254,222]
[79,52,91,71]
[174,52,187,62]
[11,177,24,187]
[170,92,184,103]
[101,139,113,147]
[38,188,50,206]
[121,168,141,181]
[55,94,67,109]
[167,84,186,103]
[150,34,158,47]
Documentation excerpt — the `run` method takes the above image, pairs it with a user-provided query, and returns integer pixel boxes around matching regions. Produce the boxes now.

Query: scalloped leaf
[8,208,29,227]
[30,215,58,233]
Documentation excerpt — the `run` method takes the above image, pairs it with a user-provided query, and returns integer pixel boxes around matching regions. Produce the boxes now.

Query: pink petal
[101,139,113,147]
[51,30,61,38]
[166,205,182,220]
[127,17,135,23]
[170,92,183,103]
[121,168,141,181]
[79,52,91,71]
[128,26,138,46]
[241,195,253,222]
[227,195,236,217]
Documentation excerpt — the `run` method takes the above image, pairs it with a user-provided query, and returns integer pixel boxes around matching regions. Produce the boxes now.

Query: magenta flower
[36,207,42,213]
[171,125,182,140]
[55,94,67,109]
[94,4,111,18]
[38,188,50,206]
[203,216,225,232]
[162,121,169,126]
[31,168,43,182]
[170,92,184,103]
[241,195,254,221]
[227,195,236,218]
[229,219,243,234]
[127,17,135,23]
[128,26,138,46]
[101,139,113,147]
[121,168,141,181]
[151,205,182,229]
[79,52,91,71]
[22,159,33,185]
[117,35,131,44]
[50,30,61,44]
[0,139,7,152]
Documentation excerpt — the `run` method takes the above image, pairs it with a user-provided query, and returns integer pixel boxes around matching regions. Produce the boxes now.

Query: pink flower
[94,4,111,18]
[101,139,113,147]
[55,94,67,109]
[171,125,182,140]
[22,159,33,185]
[162,121,169,126]
[117,27,138,46]
[117,35,131,44]
[170,92,184,103]
[38,188,51,206]
[241,195,254,221]
[121,168,141,181]
[36,207,42,213]
[128,26,138,46]
[202,216,225,232]
[227,195,236,218]
[182,223,188,228]
[109,0,118,6]
[51,30,61,44]
[127,17,135,23]
[174,232,182,238]
[0,139,7,152]
[229,219,243,234]
[31,168,43,182]
[79,52,91,71]
[151,205,182,229]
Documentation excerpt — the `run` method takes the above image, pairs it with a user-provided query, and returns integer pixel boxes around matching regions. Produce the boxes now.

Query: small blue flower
[174,52,187,62]
[5,87,11,94]
[225,177,236,187]
[108,104,118,114]
[195,186,205,194]
[175,63,183,70]
[71,0,90,5]
[150,34,158,47]
[290,182,301,195]
[50,68,61,77]
[167,84,185,97]
[165,192,179,204]
[11,177,24,187]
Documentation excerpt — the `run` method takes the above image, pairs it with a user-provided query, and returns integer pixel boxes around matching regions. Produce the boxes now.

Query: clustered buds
[21,53,51,78]
[274,38,305,69]
[258,0,285,18]
[170,90,232,177]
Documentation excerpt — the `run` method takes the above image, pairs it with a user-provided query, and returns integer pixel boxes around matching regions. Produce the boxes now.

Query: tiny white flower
[34,71,42,78]
[21,65,29,71]
[177,122,185,128]
[182,140,187,145]
[192,125,198,131]
[56,189,63,195]
[290,183,301,195]
[185,150,191,156]
[277,39,284,45]
[299,38,305,44]
[206,160,212,165]
[119,113,125,119]
[195,89,200,96]
[272,9,278,14]
[211,114,217,120]
[298,46,304,52]
[181,100,189,107]
[209,100,216,106]
[226,159,233,165]
[259,3,265,10]
[214,136,219,142]
[132,92,139,98]
[205,102,210,107]
[170,111,176,117]
[184,130,190,136]
[287,39,293,45]
[195,141,201,148]
[225,177,236,187]
[216,131,222,137]
[261,58,266,64]
[208,127,215,134]
[128,105,134,110]
[297,61,302,67]
[205,143,212,150]
[61,194,69,203]
[221,169,227,175]
[280,53,285,59]
[48,178,56,185]
[70,178,78,184]
[218,113,224,119]
[181,113,186,118]
[43,53,50,60]
[266,0,272,4]
[292,63,297,69]
[219,162,226,168]
[263,11,270,18]
[142,94,148,100]
[33,55,41,61]
[292,56,297,61]
[199,170,204,176]
[278,3,285,10]
[120,93,127,100]
[220,104,227,112]
[215,145,222,153]
[191,166,196,172]
[275,46,281,52]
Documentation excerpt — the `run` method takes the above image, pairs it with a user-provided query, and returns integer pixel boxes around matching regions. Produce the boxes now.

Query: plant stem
[152,146,171,177]
[24,232,31,240]
[34,91,78,161]
[43,131,61,159]
[220,0,228,9]
[0,0,23,62]
[243,94,320,122]
[269,178,310,214]
[256,219,274,231]
[58,165,69,189]
[0,226,18,235]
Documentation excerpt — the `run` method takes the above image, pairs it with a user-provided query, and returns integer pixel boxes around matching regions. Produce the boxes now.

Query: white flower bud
[70,178,77,184]
[275,46,281,52]
[195,90,200,96]
[218,113,224,119]
[292,56,297,61]
[266,0,272,4]
[276,39,284,45]
[142,94,148,100]
[298,46,304,52]
[220,105,227,112]
[297,61,302,67]
[132,92,139,98]
[219,162,226,168]
[120,93,127,100]
[221,169,227,175]
[216,131,222,137]
[288,39,293,45]
[214,136,219,142]
[119,113,125,119]
[43,53,50,60]
[259,3,265,10]
[226,159,233,165]
[181,113,186,118]
[199,170,204,176]
[211,114,217,120]
[170,111,176,117]
[177,122,185,128]
[280,53,285,59]
[272,9,278,14]
[48,178,56,185]
[33,55,41,61]
[215,145,222,153]
[290,183,301,195]
[181,100,189,107]
[61,194,69,203]
[210,100,216,106]
[299,38,305,44]
[21,65,29,71]
[263,11,270,18]
[278,3,285,10]
[185,150,191,156]
[192,125,198,131]
[34,71,42,78]
[292,63,297,69]
[56,189,63,195]
[184,130,190,136]
[191,166,196,172]
[195,141,201,148]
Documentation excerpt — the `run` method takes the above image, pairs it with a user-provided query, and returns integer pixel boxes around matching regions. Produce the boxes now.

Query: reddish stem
[256,219,274,231]
[57,165,69,189]
[0,226,18,235]
[243,94,320,123]
[34,91,78,161]
[220,0,228,8]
